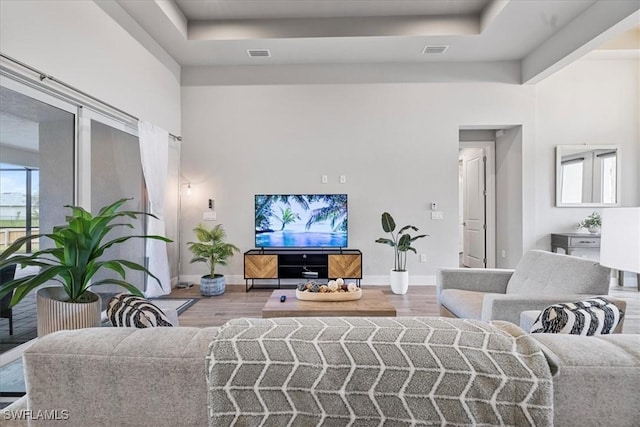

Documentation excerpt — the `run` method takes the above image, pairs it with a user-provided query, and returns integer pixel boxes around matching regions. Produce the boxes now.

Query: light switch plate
[203,211,216,221]
[321,175,328,184]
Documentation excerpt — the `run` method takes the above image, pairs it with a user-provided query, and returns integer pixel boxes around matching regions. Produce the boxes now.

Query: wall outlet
[339,175,346,184]
[431,211,443,220]
[321,175,328,184]
[203,211,216,221]
[501,250,506,258]
[420,254,427,263]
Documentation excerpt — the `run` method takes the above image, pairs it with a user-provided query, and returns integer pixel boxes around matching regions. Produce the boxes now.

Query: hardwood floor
[170,285,440,328]
[168,284,639,333]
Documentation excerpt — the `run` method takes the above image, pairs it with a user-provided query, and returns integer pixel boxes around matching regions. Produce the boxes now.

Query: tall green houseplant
[375,212,427,295]
[375,212,427,271]
[187,223,239,296]
[0,198,171,307]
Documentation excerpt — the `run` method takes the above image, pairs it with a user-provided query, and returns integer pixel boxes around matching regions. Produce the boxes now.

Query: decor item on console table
[187,223,239,296]
[577,211,602,234]
[375,212,427,294]
[550,233,600,255]
[600,207,640,290]
[243,248,362,291]
[295,278,362,301]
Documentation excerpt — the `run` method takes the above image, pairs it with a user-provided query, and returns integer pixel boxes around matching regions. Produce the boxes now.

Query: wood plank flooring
[170,285,439,328]
[168,284,639,334]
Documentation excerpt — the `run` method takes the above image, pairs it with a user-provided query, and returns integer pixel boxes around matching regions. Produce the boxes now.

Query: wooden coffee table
[262,289,396,318]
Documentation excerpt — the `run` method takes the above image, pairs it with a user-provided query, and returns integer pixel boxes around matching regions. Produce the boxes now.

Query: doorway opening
[459,137,496,268]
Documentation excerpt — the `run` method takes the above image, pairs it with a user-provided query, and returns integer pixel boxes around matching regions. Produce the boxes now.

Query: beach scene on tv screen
[255,194,347,247]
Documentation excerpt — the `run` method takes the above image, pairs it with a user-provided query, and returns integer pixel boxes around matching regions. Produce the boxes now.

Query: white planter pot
[588,226,601,234]
[390,270,409,295]
[37,287,101,337]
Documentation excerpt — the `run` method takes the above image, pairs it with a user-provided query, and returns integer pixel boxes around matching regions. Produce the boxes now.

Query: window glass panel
[561,161,583,204]
[0,86,74,254]
[601,155,617,204]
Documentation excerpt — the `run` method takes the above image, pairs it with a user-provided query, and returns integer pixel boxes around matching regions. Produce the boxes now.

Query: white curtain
[139,121,171,297]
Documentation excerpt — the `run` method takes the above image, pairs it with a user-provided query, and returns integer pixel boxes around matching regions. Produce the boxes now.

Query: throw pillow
[107,293,173,328]
[530,297,623,335]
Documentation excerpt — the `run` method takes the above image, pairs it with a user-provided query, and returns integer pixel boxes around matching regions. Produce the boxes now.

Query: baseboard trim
[178,274,436,286]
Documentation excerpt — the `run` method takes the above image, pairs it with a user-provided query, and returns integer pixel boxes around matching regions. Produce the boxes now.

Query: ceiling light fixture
[422,45,449,54]
[247,49,271,58]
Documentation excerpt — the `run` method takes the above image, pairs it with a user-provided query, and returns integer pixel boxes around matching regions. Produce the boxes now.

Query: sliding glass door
[0,84,75,254]
[88,117,146,294]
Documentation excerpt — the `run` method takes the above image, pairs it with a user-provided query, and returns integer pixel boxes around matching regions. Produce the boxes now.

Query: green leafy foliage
[375,212,427,271]
[0,198,171,306]
[187,223,239,278]
[577,212,602,229]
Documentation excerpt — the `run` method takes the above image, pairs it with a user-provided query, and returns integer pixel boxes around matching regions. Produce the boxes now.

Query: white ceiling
[106,0,639,83]
[174,0,491,20]
[0,86,71,153]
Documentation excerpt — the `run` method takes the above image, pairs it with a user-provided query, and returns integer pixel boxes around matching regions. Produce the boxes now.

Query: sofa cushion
[505,250,610,295]
[531,334,640,426]
[107,293,173,327]
[530,297,623,335]
[439,289,488,319]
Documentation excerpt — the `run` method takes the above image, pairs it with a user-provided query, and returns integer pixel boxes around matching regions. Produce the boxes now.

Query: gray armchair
[437,250,623,330]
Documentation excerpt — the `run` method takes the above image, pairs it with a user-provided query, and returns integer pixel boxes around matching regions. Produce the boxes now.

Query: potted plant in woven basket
[187,223,239,296]
[0,198,170,336]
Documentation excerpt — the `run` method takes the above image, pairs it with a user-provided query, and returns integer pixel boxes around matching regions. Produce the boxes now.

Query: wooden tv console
[244,248,362,292]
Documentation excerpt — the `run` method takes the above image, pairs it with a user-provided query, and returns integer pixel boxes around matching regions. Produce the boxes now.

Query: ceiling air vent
[247,49,271,58]
[422,45,449,55]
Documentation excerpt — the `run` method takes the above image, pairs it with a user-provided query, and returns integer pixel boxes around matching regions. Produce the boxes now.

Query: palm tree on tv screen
[305,194,347,232]
[255,195,310,232]
[276,207,300,230]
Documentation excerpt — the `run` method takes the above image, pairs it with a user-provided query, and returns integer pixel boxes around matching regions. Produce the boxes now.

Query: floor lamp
[600,207,640,290]
[176,181,192,288]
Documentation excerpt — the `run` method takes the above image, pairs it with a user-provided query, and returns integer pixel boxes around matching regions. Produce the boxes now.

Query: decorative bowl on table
[295,279,362,301]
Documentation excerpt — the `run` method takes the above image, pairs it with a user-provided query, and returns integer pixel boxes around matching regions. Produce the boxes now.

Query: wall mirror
[556,145,620,207]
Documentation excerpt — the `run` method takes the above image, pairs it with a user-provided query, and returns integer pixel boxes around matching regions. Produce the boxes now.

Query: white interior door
[462,148,486,268]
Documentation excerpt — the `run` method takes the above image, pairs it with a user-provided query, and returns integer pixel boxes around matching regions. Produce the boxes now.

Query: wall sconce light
[180,180,192,196]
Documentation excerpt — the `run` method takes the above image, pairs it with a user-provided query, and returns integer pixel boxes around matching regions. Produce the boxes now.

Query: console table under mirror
[555,145,620,207]
[551,232,637,290]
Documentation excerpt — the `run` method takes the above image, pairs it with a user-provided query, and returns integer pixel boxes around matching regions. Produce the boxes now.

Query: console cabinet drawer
[244,254,278,279]
[568,237,600,247]
[328,254,362,279]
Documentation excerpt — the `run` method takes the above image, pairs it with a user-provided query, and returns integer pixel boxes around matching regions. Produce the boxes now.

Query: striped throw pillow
[107,294,173,328]
[531,297,623,335]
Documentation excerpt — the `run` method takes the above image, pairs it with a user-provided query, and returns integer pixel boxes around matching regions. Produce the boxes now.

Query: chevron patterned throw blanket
[206,317,553,426]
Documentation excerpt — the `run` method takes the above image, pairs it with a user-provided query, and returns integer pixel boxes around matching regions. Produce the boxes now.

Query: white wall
[534,57,640,252]
[181,83,535,284]
[496,126,524,267]
[0,0,181,134]
[1,0,182,285]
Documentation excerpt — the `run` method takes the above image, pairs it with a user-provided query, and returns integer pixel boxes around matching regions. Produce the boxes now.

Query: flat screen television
[255,194,348,248]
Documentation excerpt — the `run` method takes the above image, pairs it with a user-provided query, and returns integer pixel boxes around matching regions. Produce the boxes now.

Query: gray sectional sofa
[2,320,639,426]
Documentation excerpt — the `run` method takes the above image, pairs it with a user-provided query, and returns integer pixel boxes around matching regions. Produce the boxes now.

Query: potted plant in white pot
[187,223,239,296]
[0,198,171,336]
[578,212,602,234]
[375,212,427,294]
